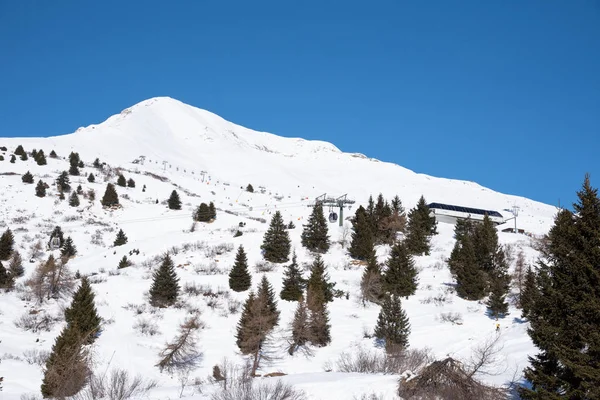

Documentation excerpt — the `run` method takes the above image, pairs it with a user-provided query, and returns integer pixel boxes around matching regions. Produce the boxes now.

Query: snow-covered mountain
[0,97,554,399]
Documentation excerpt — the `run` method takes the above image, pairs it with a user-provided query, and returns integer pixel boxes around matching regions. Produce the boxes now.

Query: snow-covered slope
[0,97,555,399]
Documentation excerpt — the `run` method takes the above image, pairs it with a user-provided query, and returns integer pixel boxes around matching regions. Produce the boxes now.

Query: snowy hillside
[0,97,556,399]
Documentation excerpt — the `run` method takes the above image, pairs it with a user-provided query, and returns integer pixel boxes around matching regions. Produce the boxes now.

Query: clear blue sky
[1,1,598,207]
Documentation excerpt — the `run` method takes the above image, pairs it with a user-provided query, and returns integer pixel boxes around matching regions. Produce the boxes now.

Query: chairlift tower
[503,205,520,233]
[308,193,355,227]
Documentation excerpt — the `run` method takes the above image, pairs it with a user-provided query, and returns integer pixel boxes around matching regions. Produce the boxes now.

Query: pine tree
[113,229,128,246]
[454,235,487,300]
[280,252,306,301]
[307,286,331,347]
[486,246,510,318]
[35,149,47,165]
[8,250,24,277]
[118,255,129,269]
[405,196,437,255]
[208,202,216,220]
[288,297,311,355]
[520,266,537,319]
[149,254,180,308]
[194,203,212,222]
[236,292,257,354]
[229,246,252,292]
[349,206,374,260]
[41,323,88,398]
[68,191,80,207]
[374,294,411,352]
[473,214,499,276]
[0,260,12,288]
[49,150,57,158]
[93,158,101,168]
[87,173,95,183]
[10,154,16,163]
[382,242,418,297]
[306,254,334,305]
[36,180,47,197]
[69,164,79,176]
[0,228,14,260]
[366,195,376,232]
[56,171,71,192]
[101,183,119,207]
[48,226,65,249]
[68,152,80,169]
[301,204,330,253]
[78,160,84,168]
[64,277,101,343]
[261,211,291,263]
[521,175,600,399]
[14,145,25,156]
[127,178,135,188]
[22,171,34,184]
[257,275,280,330]
[246,184,254,193]
[20,152,28,161]
[361,244,384,304]
[168,190,181,210]
[61,237,77,258]
[117,174,126,187]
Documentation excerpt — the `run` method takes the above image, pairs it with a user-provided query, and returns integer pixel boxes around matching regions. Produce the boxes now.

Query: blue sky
[1,1,598,207]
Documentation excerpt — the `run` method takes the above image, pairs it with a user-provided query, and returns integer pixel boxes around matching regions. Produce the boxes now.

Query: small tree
[0,228,14,260]
[93,158,101,168]
[22,171,34,184]
[382,242,418,298]
[8,250,24,277]
[117,174,127,187]
[280,252,306,301]
[229,246,251,292]
[520,266,537,319]
[127,178,135,188]
[87,173,95,183]
[168,190,182,210]
[113,229,128,246]
[149,254,180,308]
[261,211,291,263]
[14,145,25,156]
[20,152,28,161]
[56,171,71,192]
[209,202,217,220]
[374,294,411,351]
[10,154,16,163]
[246,184,254,193]
[64,277,101,343]
[156,316,203,374]
[68,152,80,168]
[405,196,437,256]
[69,192,80,207]
[101,183,119,207]
[257,275,280,331]
[36,180,47,197]
[194,203,212,222]
[349,206,374,261]
[0,260,12,288]
[36,149,47,166]
[69,164,80,176]
[118,256,130,269]
[301,204,330,253]
[288,297,311,355]
[61,237,77,258]
[49,150,58,158]
[361,247,384,305]
[307,287,331,347]
[306,254,334,305]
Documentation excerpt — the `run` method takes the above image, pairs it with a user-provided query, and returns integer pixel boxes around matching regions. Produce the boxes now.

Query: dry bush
[23,349,50,366]
[133,318,160,336]
[353,394,386,400]
[26,255,74,303]
[72,368,157,400]
[15,311,61,333]
[123,303,147,315]
[335,347,432,375]
[204,243,234,258]
[194,262,224,275]
[254,261,275,273]
[29,240,45,260]
[438,312,463,325]
[156,316,204,374]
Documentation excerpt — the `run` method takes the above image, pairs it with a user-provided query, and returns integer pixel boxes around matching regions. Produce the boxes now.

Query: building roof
[428,202,503,218]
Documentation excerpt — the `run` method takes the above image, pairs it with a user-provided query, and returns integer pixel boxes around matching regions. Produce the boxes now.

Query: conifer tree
[361,244,384,304]
[69,164,79,176]
[10,154,16,163]
[22,171,34,184]
[127,178,135,188]
[31,149,38,159]
[113,229,128,246]
[68,151,80,169]
[8,250,24,277]
[48,226,65,249]
[87,173,95,183]
[101,183,119,207]
[229,246,251,292]
[193,202,212,222]
[246,184,254,193]
[261,211,291,263]
[349,205,374,260]
[306,254,334,305]
[78,160,84,168]
[473,214,499,276]
[301,204,330,253]
[405,196,437,255]
[118,256,129,269]
[168,190,181,210]
[0,260,12,288]
[366,195,376,231]
[382,242,418,298]
[56,171,71,192]
[520,266,537,320]
[307,285,331,347]
[0,228,14,260]
[288,297,311,355]
[76,185,83,195]
[49,150,57,158]
[93,158,101,168]
[61,237,77,258]
[149,254,180,308]
[14,145,25,156]
[486,245,510,318]
[64,277,101,343]
[36,179,47,197]
[521,175,600,399]
[257,275,280,330]
[374,294,411,352]
[68,191,80,207]
[20,152,28,161]
[208,202,216,220]
[117,174,126,187]
[35,149,47,165]
[280,251,306,301]
[40,323,88,398]
[454,235,486,300]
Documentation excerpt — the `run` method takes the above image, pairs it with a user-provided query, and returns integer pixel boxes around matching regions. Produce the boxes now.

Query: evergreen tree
[118,256,130,269]
[49,150,57,158]
[93,158,101,168]
[261,211,291,263]
[257,275,280,330]
[167,190,181,210]
[116,174,126,187]
[68,191,80,207]
[40,323,88,398]
[208,202,217,220]
[486,246,510,318]
[229,246,252,292]
[36,180,47,197]
[76,185,83,195]
[20,152,28,161]
[306,254,334,305]
[307,285,331,347]
[405,196,437,255]
[0,260,12,288]
[56,171,71,192]
[14,145,25,156]
[149,254,180,308]
[127,178,135,188]
[59,190,66,200]
[280,252,306,301]
[35,149,47,165]
[8,250,24,277]
[521,175,600,399]
[366,195,376,232]
[246,184,254,193]
[235,292,257,354]
[349,205,374,260]
[520,266,537,319]
[391,195,404,215]
[374,294,411,351]
[68,151,80,168]
[0,228,14,260]
[301,204,330,253]
[194,203,212,222]
[69,164,80,176]
[87,173,95,183]
[473,214,499,276]
[454,235,487,300]
[22,171,34,184]
[383,242,418,298]
[288,297,311,355]
[78,160,84,168]
[61,237,77,258]
[113,229,128,246]
[48,226,65,249]
[361,245,384,305]
[64,277,101,343]
[10,154,16,163]
[101,183,119,207]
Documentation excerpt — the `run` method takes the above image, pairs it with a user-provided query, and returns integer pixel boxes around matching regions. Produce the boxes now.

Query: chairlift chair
[50,236,61,250]
[329,212,338,223]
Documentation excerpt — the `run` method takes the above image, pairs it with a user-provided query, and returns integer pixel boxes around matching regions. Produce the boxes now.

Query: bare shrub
[26,255,74,303]
[439,312,463,325]
[90,230,105,246]
[63,215,82,222]
[227,299,242,315]
[353,393,386,400]
[204,243,234,258]
[23,349,50,366]
[15,311,61,333]
[254,260,275,273]
[72,368,157,400]
[133,318,160,336]
[194,262,224,275]
[123,303,146,315]
[466,334,507,378]
[335,347,432,375]
[156,316,204,374]
[29,240,45,260]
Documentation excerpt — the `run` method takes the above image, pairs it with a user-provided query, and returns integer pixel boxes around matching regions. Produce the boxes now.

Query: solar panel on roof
[427,202,503,218]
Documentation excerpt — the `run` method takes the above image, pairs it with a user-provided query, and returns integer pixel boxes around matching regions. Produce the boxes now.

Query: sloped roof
[428,202,503,218]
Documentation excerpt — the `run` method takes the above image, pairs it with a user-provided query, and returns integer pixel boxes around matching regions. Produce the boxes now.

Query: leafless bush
[439,312,463,325]
[183,282,203,296]
[335,347,432,375]
[466,334,507,378]
[227,299,242,315]
[72,368,157,400]
[168,245,181,255]
[181,240,207,252]
[15,311,61,333]
[29,240,45,260]
[88,275,106,285]
[194,262,224,275]
[123,303,147,315]
[26,255,74,303]
[353,393,386,400]
[204,243,234,258]
[133,318,160,336]
[63,215,82,222]
[254,261,275,273]
[12,215,32,224]
[90,230,105,246]
[156,316,204,374]
[420,293,452,306]
[23,349,51,366]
